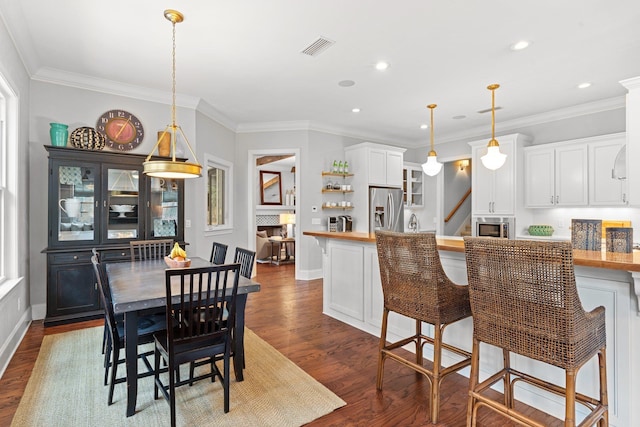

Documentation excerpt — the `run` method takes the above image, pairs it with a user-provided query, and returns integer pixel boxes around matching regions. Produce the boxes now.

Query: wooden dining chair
[153,263,241,427]
[233,247,256,279]
[91,254,167,406]
[210,241,228,264]
[375,231,473,424]
[129,239,174,262]
[463,237,608,427]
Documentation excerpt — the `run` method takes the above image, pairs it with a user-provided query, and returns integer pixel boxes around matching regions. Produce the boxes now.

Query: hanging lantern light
[143,9,202,179]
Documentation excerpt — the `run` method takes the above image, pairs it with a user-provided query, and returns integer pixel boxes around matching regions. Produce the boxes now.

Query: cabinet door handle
[556,195,559,204]
[550,196,554,204]
[95,200,98,208]
[95,282,97,291]
[73,255,78,260]
[103,200,107,208]
[623,193,626,203]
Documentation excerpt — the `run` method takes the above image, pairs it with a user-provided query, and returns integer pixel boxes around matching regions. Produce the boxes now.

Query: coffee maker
[338,215,353,232]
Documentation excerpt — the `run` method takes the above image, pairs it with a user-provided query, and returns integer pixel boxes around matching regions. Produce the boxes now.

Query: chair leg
[108,346,119,405]
[502,348,513,408]
[598,348,609,427]
[223,351,230,413]
[430,323,443,424]
[415,318,423,365]
[467,338,480,427]
[169,360,177,427]
[565,369,577,427]
[103,338,112,386]
[154,346,161,400]
[376,308,390,390]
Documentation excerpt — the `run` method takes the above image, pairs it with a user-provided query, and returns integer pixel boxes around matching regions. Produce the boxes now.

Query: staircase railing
[444,188,471,223]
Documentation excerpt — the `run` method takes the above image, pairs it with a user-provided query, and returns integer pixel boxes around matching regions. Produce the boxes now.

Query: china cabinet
[44,145,185,325]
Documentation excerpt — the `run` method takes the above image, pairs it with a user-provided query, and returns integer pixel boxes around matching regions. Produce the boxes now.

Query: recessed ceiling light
[578,82,592,89]
[352,108,361,113]
[338,80,356,87]
[420,124,428,129]
[452,115,467,120]
[510,40,530,51]
[375,61,390,71]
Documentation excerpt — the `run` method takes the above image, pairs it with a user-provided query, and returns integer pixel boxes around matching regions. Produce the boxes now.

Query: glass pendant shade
[481,143,507,170]
[482,84,506,171]
[422,152,443,176]
[143,10,202,179]
[421,104,442,176]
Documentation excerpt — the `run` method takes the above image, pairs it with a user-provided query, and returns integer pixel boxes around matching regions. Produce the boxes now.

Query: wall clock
[96,109,144,151]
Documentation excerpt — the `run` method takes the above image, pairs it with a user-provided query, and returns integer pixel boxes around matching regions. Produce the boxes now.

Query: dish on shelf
[110,204,135,218]
[528,225,554,236]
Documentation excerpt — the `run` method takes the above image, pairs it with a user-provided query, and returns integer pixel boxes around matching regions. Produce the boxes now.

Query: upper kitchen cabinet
[620,77,640,206]
[345,142,405,188]
[469,134,531,216]
[589,133,627,206]
[524,141,588,208]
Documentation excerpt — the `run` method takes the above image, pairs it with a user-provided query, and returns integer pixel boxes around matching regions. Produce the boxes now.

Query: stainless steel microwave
[473,217,515,239]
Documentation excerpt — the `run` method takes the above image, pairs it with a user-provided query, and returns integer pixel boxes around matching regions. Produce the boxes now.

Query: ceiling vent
[477,106,502,114]
[301,37,335,57]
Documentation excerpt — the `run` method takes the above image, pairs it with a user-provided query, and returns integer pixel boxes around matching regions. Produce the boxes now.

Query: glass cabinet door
[148,177,181,239]
[104,166,141,242]
[55,163,99,245]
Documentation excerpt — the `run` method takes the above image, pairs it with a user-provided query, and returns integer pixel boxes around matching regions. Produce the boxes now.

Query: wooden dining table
[105,257,261,417]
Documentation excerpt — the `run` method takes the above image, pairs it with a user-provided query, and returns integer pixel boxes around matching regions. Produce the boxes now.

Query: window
[0,72,17,286]
[205,153,233,233]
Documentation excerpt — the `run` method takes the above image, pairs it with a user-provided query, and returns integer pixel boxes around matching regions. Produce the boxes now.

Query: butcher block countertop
[303,230,640,273]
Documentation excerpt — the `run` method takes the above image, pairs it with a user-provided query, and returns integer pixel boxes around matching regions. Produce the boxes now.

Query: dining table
[105,256,261,417]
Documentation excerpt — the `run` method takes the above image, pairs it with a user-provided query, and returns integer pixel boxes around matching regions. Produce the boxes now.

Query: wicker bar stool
[463,237,608,427]
[375,231,472,424]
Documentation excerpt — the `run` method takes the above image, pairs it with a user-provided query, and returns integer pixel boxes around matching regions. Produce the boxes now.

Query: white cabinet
[470,134,529,216]
[589,134,627,205]
[524,143,588,207]
[345,142,405,188]
[403,164,423,207]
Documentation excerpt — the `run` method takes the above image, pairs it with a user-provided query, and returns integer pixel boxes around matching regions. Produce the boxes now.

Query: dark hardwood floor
[0,263,561,426]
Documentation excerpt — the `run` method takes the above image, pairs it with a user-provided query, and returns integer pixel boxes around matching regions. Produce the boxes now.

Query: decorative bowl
[69,127,106,150]
[528,225,554,236]
[164,256,191,268]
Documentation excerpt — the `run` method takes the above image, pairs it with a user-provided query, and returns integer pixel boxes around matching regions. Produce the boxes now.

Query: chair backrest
[165,263,241,344]
[91,254,119,342]
[130,239,174,262]
[210,242,229,264]
[375,230,469,324]
[234,247,256,279]
[463,237,598,367]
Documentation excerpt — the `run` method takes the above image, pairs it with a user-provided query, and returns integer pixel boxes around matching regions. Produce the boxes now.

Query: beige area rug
[12,327,345,426]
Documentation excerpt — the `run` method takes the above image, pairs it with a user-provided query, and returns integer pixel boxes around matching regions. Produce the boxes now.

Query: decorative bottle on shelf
[344,161,349,174]
[332,160,338,173]
[338,161,344,173]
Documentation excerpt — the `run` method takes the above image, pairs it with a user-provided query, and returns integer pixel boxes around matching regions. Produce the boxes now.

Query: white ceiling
[2,0,639,148]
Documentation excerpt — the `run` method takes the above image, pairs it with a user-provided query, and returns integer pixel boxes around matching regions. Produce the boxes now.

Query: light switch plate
[185,219,191,228]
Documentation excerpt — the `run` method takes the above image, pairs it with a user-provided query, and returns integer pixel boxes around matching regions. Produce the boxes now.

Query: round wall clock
[96,109,144,151]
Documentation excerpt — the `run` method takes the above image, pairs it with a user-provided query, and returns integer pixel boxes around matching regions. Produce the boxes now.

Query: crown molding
[620,76,640,90]
[31,67,201,109]
[195,99,237,132]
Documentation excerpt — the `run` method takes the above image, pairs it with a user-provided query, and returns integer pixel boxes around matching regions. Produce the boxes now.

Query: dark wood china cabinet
[43,146,185,325]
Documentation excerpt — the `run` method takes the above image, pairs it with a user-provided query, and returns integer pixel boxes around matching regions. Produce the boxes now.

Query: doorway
[436,156,472,236]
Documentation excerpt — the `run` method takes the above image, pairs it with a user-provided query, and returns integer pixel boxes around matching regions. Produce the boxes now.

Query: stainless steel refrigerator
[369,186,404,233]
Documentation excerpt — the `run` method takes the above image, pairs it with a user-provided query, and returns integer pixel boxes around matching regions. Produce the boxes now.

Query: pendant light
[143,9,202,179]
[480,84,507,170]
[421,104,443,176]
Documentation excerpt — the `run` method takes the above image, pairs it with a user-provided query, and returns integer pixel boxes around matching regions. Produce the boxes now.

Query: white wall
[0,16,32,377]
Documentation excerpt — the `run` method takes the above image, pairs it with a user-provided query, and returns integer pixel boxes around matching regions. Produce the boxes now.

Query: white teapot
[59,198,81,218]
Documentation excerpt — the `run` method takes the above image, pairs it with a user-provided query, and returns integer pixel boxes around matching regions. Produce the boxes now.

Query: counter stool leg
[503,348,513,408]
[598,348,609,427]
[467,338,480,427]
[430,323,443,423]
[376,308,390,390]
[565,370,577,427]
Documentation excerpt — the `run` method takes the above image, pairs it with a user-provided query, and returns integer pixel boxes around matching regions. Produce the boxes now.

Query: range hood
[612,145,626,180]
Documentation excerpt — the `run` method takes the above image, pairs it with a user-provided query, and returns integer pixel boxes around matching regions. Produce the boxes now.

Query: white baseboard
[297,268,322,281]
[31,303,46,320]
[0,308,31,379]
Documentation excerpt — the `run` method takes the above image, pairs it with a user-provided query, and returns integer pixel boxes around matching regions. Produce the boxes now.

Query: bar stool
[463,237,608,427]
[375,231,472,424]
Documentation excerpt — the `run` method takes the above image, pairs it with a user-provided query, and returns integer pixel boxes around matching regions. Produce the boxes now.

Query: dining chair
[91,254,167,406]
[153,263,241,427]
[233,247,256,279]
[374,231,473,424]
[463,237,608,427]
[210,241,228,264]
[129,239,174,262]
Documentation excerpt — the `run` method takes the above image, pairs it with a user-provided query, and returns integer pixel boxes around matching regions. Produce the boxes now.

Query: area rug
[11,327,345,426]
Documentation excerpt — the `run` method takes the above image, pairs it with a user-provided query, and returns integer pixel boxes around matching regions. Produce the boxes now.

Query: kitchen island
[304,230,639,426]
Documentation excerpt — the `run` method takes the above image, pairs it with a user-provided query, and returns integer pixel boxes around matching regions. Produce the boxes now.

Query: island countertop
[303,230,640,272]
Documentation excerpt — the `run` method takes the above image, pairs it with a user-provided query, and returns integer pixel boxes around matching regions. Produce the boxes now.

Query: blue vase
[49,123,68,147]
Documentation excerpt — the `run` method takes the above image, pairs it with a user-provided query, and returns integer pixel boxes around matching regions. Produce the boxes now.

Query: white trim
[203,153,234,233]
[0,308,30,379]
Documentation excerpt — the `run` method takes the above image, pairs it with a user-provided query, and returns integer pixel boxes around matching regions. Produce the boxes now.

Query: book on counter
[571,219,602,251]
[605,227,633,253]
